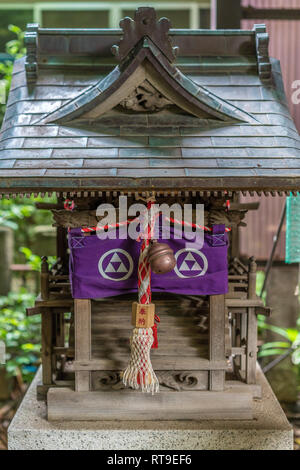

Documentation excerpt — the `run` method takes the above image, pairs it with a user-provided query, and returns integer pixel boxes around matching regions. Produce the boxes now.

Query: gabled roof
[0,8,300,197]
[40,10,254,124]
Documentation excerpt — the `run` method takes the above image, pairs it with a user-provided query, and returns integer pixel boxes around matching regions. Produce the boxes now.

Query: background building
[0,0,211,52]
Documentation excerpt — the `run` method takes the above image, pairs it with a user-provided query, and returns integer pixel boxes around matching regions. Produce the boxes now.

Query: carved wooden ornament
[112,7,177,62]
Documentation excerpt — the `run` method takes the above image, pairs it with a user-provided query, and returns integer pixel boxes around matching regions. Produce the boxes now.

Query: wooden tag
[132,302,155,328]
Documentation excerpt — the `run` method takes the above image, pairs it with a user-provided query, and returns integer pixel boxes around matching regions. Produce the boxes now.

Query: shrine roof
[0,9,300,196]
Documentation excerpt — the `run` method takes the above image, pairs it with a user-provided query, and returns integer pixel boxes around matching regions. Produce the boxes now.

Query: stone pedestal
[8,366,293,450]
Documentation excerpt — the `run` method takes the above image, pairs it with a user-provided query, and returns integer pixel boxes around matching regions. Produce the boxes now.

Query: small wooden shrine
[0,8,299,421]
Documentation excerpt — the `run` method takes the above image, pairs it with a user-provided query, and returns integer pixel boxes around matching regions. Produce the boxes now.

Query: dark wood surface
[243,7,300,21]
[212,0,242,29]
[91,297,210,362]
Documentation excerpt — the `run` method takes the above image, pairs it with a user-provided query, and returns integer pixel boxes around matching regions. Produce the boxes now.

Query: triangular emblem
[105,263,116,273]
[179,261,190,272]
[117,262,128,273]
[110,253,122,263]
[185,252,196,262]
[191,261,202,271]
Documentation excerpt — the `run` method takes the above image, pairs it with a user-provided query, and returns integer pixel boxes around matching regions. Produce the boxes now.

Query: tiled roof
[0,21,300,195]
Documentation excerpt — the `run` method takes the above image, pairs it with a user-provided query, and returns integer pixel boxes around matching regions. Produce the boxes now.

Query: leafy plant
[256,270,267,305]
[258,317,300,366]
[0,198,36,231]
[256,269,300,379]
[0,289,41,383]
[0,195,56,265]
[0,24,25,124]
[20,246,56,272]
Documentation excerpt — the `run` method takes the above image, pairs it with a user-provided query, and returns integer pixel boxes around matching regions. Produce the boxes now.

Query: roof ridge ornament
[253,24,272,81]
[111,7,178,63]
[24,23,39,83]
[37,8,258,125]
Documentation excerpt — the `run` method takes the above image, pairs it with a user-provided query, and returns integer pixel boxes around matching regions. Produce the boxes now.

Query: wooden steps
[47,387,253,421]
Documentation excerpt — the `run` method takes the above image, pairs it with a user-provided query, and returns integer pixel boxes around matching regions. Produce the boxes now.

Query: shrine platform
[8,365,292,450]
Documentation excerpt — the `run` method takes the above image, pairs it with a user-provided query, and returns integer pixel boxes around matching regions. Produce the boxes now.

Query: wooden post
[0,227,13,295]
[246,257,257,384]
[55,313,65,348]
[41,309,53,386]
[248,257,257,300]
[230,193,240,259]
[56,226,69,273]
[232,312,241,375]
[75,299,91,392]
[211,0,242,29]
[41,256,49,300]
[209,294,225,391]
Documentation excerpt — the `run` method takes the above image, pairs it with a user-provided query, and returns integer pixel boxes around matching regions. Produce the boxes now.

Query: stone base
[8,366,293,450]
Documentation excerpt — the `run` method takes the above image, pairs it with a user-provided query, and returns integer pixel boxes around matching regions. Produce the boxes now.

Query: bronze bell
[147,240,176,274]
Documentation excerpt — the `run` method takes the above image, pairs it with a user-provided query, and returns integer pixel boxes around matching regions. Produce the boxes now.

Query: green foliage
[256,270,266,304]
[258,315,300,368]
[256,270,300,383]
[0,198,36,231]
[0,289,40,382]
[0,25,25,124]
[0,194,56,264]
[20,246,56,272]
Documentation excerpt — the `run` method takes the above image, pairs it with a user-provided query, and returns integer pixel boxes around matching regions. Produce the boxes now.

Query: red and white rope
[81,215,231,234]
[122,201,159,394]
[165,217,231,233]
[138,201,156,304]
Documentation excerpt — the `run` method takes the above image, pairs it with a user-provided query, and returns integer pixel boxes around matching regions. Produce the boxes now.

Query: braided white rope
[122,328,159,394]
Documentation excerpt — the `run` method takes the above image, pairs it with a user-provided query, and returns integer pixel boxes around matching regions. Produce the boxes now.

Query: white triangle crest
[184,252,196,262]
[105,263,116,273]
[179,261,190,271]
[191,261,202,271]
[117,262,128,273]
[110,253,122,262]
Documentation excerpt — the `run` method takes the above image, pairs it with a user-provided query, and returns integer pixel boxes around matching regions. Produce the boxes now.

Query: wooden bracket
[255,306,272,317]
[26,306,45,316]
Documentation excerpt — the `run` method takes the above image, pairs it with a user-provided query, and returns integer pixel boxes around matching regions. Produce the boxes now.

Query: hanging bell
[147,240,176,274]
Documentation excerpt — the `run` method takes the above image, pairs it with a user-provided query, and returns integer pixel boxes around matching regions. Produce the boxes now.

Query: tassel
[151,323,158,349]
[151,314,160,349]
[123,328,159,394]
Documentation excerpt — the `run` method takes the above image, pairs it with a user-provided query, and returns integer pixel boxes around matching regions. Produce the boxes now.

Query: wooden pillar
[75,299,91,392]
[230,193,240,259]
[246,257,257,384]
[41,256,49,300]
[56,226,69,273]
[233,312,242,375]
[211,0,242,29]
[55,313,65,348]
[0,227,13,295]
[41,309,53,386]
[209,294,225,391]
